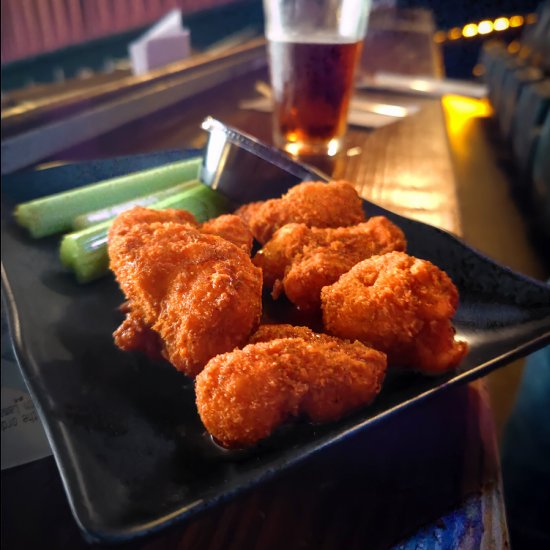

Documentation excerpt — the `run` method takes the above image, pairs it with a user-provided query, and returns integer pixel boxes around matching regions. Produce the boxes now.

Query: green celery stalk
[60,183,230,283]
[71,180,200,230]
[59,221,111,283]
[15,157,201,238]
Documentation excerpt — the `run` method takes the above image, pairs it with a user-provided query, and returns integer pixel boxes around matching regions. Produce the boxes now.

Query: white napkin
[129,9,191,76]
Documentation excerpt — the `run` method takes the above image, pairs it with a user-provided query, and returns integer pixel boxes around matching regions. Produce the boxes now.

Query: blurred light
[371,104,409,118]
[409,79,431,92]
[448,27,462,40]
[493,17,510,31]
[436,14,527,44]
[443,95,493,136]
[462,24,478,38]
[346,146,362,157]
[327,139,340,157]
[285,143,300,156]
[35,161,70,171]
[388,189,443,211]
[472,64,485,77]
[507,40,521,54]
[477,20,493,34]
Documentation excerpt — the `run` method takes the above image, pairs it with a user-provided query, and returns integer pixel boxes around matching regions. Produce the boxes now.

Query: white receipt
[1,310,52,470]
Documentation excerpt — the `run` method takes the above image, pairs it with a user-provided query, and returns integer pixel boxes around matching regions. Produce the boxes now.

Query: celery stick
[71,180,200,230]
[60,184,230,283]
[15,157,201,238]
[155,184,230,221]
[59,222,111,283]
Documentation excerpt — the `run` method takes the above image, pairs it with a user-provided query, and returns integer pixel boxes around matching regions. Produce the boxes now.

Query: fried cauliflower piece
[108,207,262,377]
[233,201,264,231]
[321,251,468,374]
[113,309,164,361]
[200,214,253,255]
[234,180,366,244]
[111,206,199,227]
[254,217,406,311]
[249,323,331,344]
[195,333,386,448]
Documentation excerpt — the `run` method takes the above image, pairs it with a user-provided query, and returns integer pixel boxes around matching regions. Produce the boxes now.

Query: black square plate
[2,145,549,544]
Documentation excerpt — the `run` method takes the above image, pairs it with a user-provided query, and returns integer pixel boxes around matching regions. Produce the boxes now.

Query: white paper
[129,9,191,76]
[140,9,184,41]
[1,313,51,470]
[1,387,52,470]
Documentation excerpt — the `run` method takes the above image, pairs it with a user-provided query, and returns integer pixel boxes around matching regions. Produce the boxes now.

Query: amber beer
[268,38,363,155]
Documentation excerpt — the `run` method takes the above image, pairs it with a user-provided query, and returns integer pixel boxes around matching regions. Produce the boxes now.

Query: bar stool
[511,80,550,189]
[479,40,507,82]
[522,1,550,70]
[498,66,545,141]
[488,54,527,113]
[531,110,550,240]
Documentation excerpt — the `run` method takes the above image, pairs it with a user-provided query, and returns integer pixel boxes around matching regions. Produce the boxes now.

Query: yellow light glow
[433,31,446,43]
[507,40,521,53]
[526,13,537,24]
[462,23,478,38]
[509,15,524,27]
[493,17,509,31]
[443,95,493,137]
[285,143,300,156]
[448,27,462,40]
[477,20,493,34]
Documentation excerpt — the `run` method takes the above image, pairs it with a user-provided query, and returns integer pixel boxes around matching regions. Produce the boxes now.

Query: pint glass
[263,0,372,156]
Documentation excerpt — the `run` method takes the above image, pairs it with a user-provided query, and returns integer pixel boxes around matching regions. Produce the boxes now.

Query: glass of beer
[263,0,372,156]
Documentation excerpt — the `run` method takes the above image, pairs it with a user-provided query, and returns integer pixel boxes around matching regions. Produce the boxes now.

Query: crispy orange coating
[113,310,164,361]
[108,207,262,376]
[195,334,386,447]
[233,201,264,230]
[234,180,366,244]
[254,216,406,311]
[110,207,199,228]
[249,323,335,344]
[200,214,253,255]
[321,251,468,374]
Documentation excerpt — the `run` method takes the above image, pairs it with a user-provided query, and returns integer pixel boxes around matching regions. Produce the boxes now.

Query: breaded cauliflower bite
[200,214,254,255]
[249,323,332,344]
[321,252,468,374]
[195,329,386,448]
[254,216,406,311]
[108,207,262,377]
[234,180,366,244]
